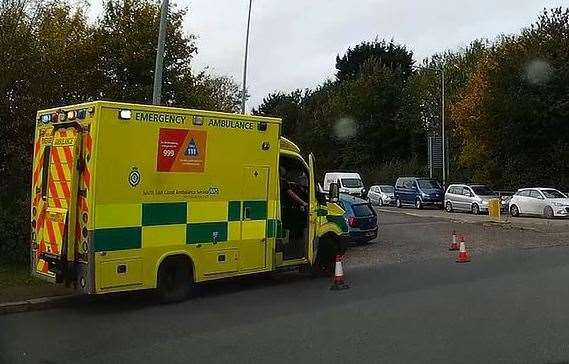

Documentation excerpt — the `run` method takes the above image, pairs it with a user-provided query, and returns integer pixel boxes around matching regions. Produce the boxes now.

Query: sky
[90,0,568,110]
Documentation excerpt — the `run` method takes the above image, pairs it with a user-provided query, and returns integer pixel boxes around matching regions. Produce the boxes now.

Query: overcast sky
[91,0,567,109]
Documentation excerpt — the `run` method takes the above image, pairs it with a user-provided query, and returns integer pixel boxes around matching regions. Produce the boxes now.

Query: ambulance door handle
[243,207,251,220]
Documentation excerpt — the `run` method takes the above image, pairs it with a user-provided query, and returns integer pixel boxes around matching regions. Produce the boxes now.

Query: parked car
[445,184,498,214]
[368,185,395,206]
[394,177,444,209]
[323,172,365,197]
[509,188,569,219]
[499,194,512,212]
[338,193,378,243]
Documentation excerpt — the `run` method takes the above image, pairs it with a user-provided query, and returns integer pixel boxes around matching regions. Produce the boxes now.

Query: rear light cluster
[347,217,358,227]
[39,108,92,124]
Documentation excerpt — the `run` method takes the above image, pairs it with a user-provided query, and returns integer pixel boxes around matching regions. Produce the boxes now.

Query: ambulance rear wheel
[157,256,193,303]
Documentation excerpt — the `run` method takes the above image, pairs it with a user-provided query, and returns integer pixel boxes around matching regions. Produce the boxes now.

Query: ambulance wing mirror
[329,182,339,203]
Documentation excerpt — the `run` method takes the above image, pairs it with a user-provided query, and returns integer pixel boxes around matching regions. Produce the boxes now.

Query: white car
[368,185,395,206]
[509,188,569,218]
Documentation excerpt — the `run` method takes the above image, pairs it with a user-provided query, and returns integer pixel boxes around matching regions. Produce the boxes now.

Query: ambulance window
[41,146,51,200]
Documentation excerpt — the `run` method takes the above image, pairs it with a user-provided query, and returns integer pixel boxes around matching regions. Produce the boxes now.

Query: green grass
[0,262,48,289]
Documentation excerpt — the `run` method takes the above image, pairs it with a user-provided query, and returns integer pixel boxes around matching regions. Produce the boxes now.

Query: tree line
[0,0,242,263]
[254,8,569,193]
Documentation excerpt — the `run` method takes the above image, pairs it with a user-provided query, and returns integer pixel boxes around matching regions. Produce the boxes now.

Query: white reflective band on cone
[335,261,343,276]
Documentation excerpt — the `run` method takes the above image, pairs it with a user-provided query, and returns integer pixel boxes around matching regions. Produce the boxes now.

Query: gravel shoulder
[345,209,569,269]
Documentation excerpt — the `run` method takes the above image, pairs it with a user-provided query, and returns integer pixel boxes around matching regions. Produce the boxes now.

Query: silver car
[445,184,497,214]
[368,185,395,206]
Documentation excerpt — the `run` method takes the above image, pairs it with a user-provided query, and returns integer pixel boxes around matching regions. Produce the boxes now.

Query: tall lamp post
[415,64,447,187]
[241,0,253,114]
[441,67,446,188]
[153,0,169,105]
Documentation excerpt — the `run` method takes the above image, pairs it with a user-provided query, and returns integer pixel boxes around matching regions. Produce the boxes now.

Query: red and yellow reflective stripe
[44,218,63,255]
[32,150,43,187]
[82,133,92,188]
[47,127,79,208]
[50,149,71,198]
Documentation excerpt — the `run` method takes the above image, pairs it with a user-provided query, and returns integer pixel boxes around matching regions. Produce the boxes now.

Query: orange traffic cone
[449,231,459,251]
[330,254,350,290]
[456,238,471,263]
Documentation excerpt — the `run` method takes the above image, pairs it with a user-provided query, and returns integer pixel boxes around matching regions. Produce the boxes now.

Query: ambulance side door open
[307,153,317,263]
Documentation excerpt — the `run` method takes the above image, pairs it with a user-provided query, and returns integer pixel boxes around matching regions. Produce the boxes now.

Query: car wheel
[544,206,554,219]
[510,204,520,217]
[472,203,480,215]
[396,199,402,208]
[415,198,423,209]
[445,201,453,213]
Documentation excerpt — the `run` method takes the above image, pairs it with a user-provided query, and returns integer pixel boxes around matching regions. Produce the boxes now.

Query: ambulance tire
[157,256,193,303]
[314,236,343,277]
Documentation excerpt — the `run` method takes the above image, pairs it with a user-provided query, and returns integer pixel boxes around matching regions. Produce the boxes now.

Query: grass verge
[0,261,72,304]
[0,262,46,290]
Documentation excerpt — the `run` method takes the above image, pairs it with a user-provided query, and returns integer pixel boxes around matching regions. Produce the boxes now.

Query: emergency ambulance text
[208,118,254,130]
[135,112,186,124]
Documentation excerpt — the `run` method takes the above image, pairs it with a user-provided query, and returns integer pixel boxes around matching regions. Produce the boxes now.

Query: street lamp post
[153,0,169,105]
[241,0,253,114]
[441,67,446,188]
[415,64,447,186]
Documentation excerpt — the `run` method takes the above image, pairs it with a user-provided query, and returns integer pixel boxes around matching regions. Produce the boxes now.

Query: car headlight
[481,200,489,205]
[421,193,428,198]
[553,202,565,207]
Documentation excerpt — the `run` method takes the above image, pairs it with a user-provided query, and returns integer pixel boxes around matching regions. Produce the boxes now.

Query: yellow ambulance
[30,101,348,301]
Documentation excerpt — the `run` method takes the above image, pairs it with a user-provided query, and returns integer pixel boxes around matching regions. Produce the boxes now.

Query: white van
[323,172,365,196]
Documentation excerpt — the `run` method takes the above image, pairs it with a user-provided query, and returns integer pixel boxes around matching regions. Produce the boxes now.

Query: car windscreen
[342,178,363,188]
[541,189,566,199]
[380,186,394,193]
[471,186,495,195]
[352,203,374,217]
[417,179,441,190]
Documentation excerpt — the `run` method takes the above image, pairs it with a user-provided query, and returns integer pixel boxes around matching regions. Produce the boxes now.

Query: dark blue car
[338,194,378,244]
[394,177,444,209]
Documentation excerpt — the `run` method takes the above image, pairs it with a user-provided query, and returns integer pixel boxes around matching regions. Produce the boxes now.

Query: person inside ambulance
[279,164,309,258]
[280,166,308,209]
[280,167,308,210]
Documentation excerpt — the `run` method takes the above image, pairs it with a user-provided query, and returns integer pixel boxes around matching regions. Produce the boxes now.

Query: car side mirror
[329,182,339,203]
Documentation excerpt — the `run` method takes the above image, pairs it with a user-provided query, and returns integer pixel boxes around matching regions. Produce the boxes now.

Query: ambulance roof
[37,100,282,124]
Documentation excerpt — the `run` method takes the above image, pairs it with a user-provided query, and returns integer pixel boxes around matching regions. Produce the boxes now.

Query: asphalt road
[2,212,569,363]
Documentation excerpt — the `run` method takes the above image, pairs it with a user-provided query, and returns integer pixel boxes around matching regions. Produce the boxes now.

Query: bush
[360,158,428,186]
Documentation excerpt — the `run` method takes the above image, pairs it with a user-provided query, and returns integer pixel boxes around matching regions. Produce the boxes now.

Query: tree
[0,0,99,262]
[452,8,569,189]
[253,90,308,141]
[255,39,424,183]
[95,0,196,103]
[335,39,414,82]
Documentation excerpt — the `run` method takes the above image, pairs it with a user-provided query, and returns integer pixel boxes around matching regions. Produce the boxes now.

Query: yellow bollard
[488,198,501,219]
